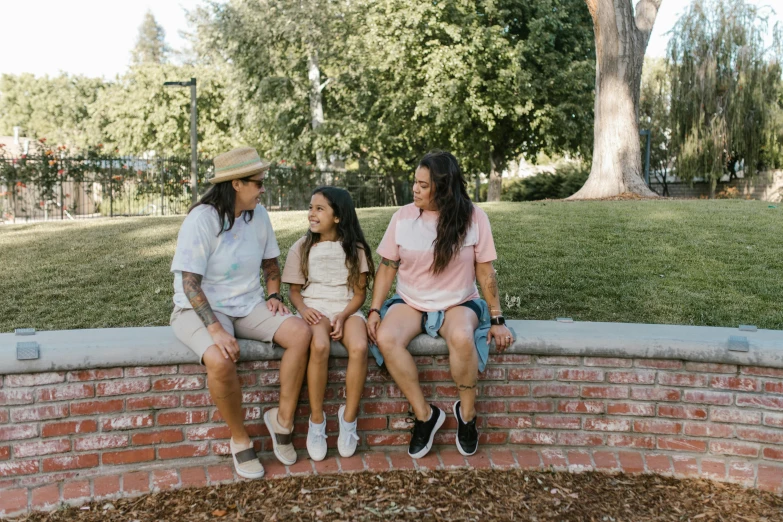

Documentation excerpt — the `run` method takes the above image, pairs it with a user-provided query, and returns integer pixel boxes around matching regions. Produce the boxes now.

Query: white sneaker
[337,405,359,457]
[306,417,328,461]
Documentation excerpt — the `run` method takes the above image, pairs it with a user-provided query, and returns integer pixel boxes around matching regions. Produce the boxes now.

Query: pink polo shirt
[376,203,497,312]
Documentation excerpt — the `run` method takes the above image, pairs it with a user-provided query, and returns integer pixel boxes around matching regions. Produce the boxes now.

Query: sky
[0,1,780,79]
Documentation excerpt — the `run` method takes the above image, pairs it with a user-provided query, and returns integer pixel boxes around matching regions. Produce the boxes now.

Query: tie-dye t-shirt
[171,204,281,317]
[376,203,497,312]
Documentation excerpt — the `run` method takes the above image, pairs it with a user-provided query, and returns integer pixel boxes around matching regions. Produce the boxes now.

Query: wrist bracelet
[267,292,282,301]
[368,308,381,317]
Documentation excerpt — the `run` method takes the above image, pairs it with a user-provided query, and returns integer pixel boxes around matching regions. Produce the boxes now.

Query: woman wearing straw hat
[170,147,311,478]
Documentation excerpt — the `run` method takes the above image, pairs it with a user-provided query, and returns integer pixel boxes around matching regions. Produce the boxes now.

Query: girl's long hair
[418,151,474,274]
[189,177,254,235]
[299,186,374,291]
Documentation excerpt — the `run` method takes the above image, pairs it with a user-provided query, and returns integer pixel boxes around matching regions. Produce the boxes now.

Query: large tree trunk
[487,151,502,202]
[307,48,329,177]
[569,0,662,200]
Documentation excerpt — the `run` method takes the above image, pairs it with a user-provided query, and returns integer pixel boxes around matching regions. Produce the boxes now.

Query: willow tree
[568,0,661,199]
[668,0,783,197]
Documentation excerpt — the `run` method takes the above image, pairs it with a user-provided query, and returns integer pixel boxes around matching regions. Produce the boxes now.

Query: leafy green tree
[668,0,783,197]
[131,10,170,65]
[639,57,674,195]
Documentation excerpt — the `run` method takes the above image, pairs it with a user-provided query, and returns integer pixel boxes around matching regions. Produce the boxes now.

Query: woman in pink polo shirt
[367,150,515,460]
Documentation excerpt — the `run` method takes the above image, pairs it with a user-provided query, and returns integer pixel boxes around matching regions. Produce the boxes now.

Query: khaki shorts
[171,302,292,363]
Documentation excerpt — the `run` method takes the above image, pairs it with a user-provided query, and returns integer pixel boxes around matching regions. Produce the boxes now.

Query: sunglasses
[243,178,265,189]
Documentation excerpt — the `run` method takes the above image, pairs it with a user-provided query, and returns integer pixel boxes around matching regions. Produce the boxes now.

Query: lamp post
[164,78,198,204]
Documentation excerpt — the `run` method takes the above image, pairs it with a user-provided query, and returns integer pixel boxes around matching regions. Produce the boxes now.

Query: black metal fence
[0,155,411,224]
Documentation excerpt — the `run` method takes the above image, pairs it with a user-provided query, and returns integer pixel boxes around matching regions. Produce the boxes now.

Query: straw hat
[210,147,270,184]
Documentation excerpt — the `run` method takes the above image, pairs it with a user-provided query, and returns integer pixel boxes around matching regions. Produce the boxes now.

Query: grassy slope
[0,200,781,333]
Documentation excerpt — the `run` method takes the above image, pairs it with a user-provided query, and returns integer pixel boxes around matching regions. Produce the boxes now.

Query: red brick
[0,424,37,441]
[634,420,682,435]
[631,387,680,402]
[736,427,783,444]
[132,429,185,445]
[606,434,655,449]
[618,451,644,473]
[127,395,180,410]
[728,462,755,486]
[566,450,592,469]
[758,464,783,493]
[607,402,655,416]
[123,471,150,494]
[672,455,699,477]
[478,432,508,445]
[584,357,632,368]
[711,408,761,425]
[581,385,628,399]
[509,430,555,445]
[762,448,783,461]
[684,422,734,438]
[0,488,28,516]
[710,376,759,392]
[364,452,391,471]
[490,354,532,364]
[438,449,467,469]
[607,371,655,384]
[11,403,68,422]
[557,369,604,382]
[152,469,180,491]
[701,459,726,481]
[180,466,208,487]
[185,426,231,441]
[159,443,209,460]
[339,455,365,472]
[37,384,94,402]
[541,449,568,468]
[558,400,604,414]
[737,395,783,410]
[67,368,124,381]
[657,372,708,387]
[534,416,580,430]
[741,366,783,377]
[157,410,209,425]
[558,432,604,446]
[236,360,280,371]
[31,484,60,510]
[490,448,517,468]
[183,393,214,407]
[357,417,387,431]
[93,474,121,499]
[0,446,8,460]
[764,414,783,428]
[710,441,759,457]
[125,366,178,377]
[5,372,65,387]
[366,434,410,446]
[42,420,97,438]
[508,400,553,413]
[634,359,682,370]
[683,390,733,405]
[645,454,673,474]
[0,389,34,405]
[0,459,39,477]
[658,405,707,420]
[15,439,71,458]
[507,368,554,381]
[387,451,416,469]
[101,414,154,431]
[0,410,7,423]
[151,376,205,392]
[684,362,738,373]
[43,454,98,472]
[584,418,631,432]
[485,416,532,429]
[415,452,441,471]
[62,480,91,500]
[74,434,128,451]
[537,356,580,366]
[103,448,155,465]
[483,385,530,397]
[96,379,150,396]
[592,451,619,471]
[363,401,410,414]
[70,399,124,415]
[417,369,450,382]
[258,371,282,385]
[531,384,579,397]
[656,438,707,452]
[765,382,783,394]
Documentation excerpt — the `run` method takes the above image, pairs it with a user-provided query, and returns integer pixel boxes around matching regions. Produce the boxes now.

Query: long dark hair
[299,186,375,291]
[189,177,255,235]
[418,151,474,275]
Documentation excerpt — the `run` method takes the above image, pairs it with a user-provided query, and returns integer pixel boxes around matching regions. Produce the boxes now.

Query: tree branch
[634,0,662,43]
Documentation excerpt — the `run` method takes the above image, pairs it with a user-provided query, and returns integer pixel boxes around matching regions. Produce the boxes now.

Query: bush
[503,163,590,201]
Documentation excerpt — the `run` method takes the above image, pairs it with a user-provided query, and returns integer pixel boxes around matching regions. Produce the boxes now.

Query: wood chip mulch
[16,469,783,521]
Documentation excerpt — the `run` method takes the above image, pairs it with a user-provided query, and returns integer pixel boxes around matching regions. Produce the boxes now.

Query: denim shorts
[386,298,482,333]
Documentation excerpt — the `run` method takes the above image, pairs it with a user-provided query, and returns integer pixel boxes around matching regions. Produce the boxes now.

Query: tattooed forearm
[182,271,218,327]
[485,270,499,299]
[381,258,400,269]
[261,258,281,286]
[458,382,478,391]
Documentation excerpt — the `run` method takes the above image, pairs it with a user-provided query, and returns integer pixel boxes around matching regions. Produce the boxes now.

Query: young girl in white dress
[282,186,374,461]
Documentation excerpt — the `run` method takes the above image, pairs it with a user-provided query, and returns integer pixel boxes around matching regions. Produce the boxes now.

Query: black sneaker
[408,405,445,459]
[453,401,479,456]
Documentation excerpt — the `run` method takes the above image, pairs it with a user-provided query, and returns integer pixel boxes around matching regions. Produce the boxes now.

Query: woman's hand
[208,324,240,362]
[300,307,323,325]
[330,313,346,341]
[266,297,290,316]
[488,324,514,353]
[366,312,381,344]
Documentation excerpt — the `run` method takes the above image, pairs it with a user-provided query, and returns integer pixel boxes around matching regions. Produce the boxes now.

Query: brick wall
[2,354,783,515]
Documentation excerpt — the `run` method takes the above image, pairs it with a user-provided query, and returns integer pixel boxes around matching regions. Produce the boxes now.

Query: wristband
[368,308,381,318]
[267,292,282,301]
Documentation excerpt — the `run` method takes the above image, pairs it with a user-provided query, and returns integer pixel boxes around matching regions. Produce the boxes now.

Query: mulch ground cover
[16,469,783,521]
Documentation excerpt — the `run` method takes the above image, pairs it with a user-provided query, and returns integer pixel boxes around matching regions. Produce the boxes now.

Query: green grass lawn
[1,200,781,333]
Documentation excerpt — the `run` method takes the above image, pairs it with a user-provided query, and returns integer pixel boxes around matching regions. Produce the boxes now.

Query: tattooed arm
[366,257,399,344]
[475,261,513,352]
[182,271,239,361]
[262,257,289,315]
